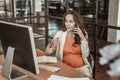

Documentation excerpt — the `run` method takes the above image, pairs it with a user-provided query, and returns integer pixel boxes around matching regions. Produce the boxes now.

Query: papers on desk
[47,75,90,80]
[39,64,60,72]
[37,56,57,63]
[37,56,59,72]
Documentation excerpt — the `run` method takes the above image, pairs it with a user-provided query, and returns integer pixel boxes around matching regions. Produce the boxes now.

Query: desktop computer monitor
[0,21,39,79]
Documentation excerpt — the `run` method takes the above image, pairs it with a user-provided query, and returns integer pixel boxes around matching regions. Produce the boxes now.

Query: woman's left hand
[74,26,85,39]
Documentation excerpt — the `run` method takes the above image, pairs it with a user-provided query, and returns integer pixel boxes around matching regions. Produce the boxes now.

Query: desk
[0,55,93,80]
[111,76,120,80]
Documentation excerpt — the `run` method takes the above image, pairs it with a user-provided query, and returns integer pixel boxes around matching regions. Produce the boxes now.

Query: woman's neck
[67,31,74,38]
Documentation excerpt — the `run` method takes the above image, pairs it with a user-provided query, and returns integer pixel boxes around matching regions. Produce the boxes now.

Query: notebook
[47,75,90,80]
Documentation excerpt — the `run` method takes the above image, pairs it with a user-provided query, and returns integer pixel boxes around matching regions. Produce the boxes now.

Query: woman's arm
[45,31,63,55]
[36,49,48,57]
[81,37,90,58]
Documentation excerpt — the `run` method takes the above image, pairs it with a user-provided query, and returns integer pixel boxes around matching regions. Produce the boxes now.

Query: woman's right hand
[49,38,59,48]
[36,49,48,57]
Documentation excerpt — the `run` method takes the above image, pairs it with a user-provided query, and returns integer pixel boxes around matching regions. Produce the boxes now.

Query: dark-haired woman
[45,10,92,77]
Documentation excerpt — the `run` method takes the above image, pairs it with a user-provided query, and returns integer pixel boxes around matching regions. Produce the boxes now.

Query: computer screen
[0,21,39,77]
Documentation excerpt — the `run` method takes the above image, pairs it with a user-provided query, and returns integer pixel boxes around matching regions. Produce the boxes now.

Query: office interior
[0,0,120,80]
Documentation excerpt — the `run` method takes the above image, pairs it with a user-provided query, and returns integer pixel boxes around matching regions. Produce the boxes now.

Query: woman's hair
[62,10,86,45]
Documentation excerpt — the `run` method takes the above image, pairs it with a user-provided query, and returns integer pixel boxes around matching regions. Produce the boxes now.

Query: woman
[45,10,92,77]
[0,65,2,73]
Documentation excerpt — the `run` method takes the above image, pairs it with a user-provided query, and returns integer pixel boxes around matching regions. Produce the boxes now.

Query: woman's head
[63,10,86,37]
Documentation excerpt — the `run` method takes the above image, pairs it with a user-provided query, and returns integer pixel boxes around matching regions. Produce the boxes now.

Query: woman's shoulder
[57,30,63,33]
[54,30,66,38]
[56,30,64,34]
[57,30,67,33]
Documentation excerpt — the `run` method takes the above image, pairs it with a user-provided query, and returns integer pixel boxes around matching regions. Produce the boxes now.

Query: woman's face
[65,14,75,32]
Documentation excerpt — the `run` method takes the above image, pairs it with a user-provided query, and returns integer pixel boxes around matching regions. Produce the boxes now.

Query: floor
[32,18,113,80]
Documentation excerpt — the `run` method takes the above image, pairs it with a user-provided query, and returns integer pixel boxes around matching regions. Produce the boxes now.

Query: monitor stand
[2,46,28,80]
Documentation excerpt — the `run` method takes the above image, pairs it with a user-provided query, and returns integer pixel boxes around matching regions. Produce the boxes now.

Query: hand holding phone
[74,24,80,44]
[74,24,85,39]
[74,24,79,34]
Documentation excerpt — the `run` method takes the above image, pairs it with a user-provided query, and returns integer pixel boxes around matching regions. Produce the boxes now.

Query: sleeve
[81,37,90,58]
[45,31,63,55]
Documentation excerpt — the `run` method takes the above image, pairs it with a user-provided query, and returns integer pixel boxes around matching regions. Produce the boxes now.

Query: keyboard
[10,69,27,79]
